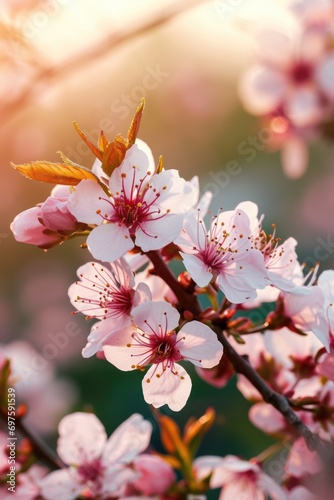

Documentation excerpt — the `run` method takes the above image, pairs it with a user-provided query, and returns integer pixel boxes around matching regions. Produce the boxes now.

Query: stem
[146,250,202,316]
[214,329,330,461]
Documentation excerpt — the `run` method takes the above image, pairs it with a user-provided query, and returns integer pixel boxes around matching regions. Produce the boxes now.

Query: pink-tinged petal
[102,414,152,465]
[285,87,322,127]
[103,326,139,371]
[284,287,329,350]
[132,454,176,495]
[180,252,213,287]
[142,363,192,411]
[291,0,334,28]
[316,53,334,101]
[217,251,268,304]
[193,455,224,482]
[281,136,308,179]
[10,207,62,249]
[288,485,318,500]
[236,201,260,235]
[238,65,287,115]
[249,402,286,434]
[57,412,107,464]
[317,353,334,381]
[41,196,79,234]
[256,29,294,69]
[285,437,321,478]
[135,213,183,252]
[177,321,223,368]
[39,469,82,500]
[131,301,180,335]
[68,180,110,224]
[317,269,334,301]
[109,143,154,194]
[82,317,130,358]
[146,169,196,213]
[101,466,139,497]
[86,224,134,262]
[50,184,72,197]
[175,213,207,251]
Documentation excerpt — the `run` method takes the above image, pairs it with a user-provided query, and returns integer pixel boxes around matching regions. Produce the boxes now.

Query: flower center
[77,458,104,484]
[290,61,313,84]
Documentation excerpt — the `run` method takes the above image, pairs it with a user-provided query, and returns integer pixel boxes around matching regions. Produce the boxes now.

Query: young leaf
[11,160,101,186]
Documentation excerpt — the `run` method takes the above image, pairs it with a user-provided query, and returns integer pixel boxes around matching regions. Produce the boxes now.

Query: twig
[214,329,330,462]
[147,250,202,316]
[1,0,208,125]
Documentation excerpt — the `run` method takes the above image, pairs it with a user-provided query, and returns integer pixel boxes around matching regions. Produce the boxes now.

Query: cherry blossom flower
[194,454,287,499]
[68,142,196,262]
[175,207,269,304]
[68,258,151,357]
[236,201,303,303]
[39,412,152,500]
[103,301,223,411]
[238,10,334,177]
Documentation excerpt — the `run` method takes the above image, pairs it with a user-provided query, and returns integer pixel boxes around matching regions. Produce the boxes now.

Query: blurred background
[1,0,334,474]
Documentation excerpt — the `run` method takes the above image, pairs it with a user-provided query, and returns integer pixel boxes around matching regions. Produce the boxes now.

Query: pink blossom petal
[317,353,334,381]
[102,414,152,465]
[316,53,334,101]
[135,213,183,252]
[142,362,192,411]
[39,469,82,500]
[100,466,139,497]
[10,207,62,249]
[239,65,287,115]
[103,327,138,371]
[82,317,130,358]
[132,454,176,495]
[57,412,107,464]
[285,437,321,478]
[68,180,110,224]
[177,321,223,368]
[109,143,154,194]
[146,169,196,212]
[131,301,180,335]
[285,87,322,127]
[180,252,213,287]
[281,136,308,179]
[86,224,134,262]
[217,251,268,304]
[249,402,286,434]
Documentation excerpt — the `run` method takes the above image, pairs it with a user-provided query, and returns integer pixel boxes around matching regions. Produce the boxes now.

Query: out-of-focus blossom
[1,341,78,435]
[103,301,223,411]
[194,454,287,499]
[39,412,152,500]
[239,2,334,178]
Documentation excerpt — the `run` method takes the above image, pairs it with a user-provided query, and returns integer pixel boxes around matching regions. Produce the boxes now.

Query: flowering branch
[213,328,330,461]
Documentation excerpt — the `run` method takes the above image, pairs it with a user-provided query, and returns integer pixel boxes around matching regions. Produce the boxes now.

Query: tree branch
[146,250,202,316]
[214,328,331,461]
[1,0,208,125]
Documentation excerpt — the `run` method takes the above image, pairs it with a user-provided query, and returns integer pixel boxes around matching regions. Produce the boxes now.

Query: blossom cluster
[4,100,334,498]
[239,0,334,178]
